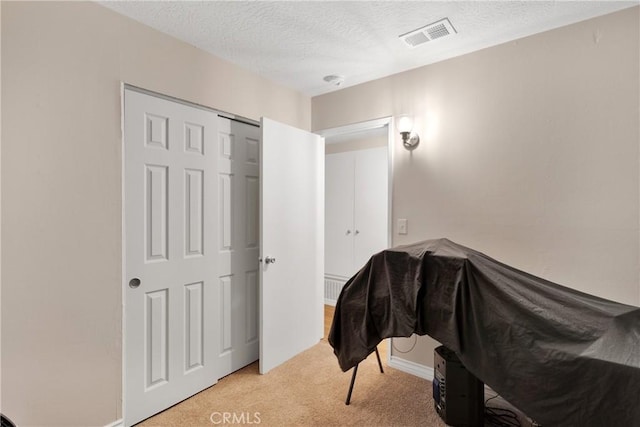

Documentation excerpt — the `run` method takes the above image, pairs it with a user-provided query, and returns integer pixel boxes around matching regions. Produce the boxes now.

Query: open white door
[124,89,219,426]
[259,118,324,374]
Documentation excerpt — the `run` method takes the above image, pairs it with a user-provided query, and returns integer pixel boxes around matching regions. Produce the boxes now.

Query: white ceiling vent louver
[399,18,457,48]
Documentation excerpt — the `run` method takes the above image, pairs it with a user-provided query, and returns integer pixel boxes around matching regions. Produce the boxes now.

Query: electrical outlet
[398,219,408,235]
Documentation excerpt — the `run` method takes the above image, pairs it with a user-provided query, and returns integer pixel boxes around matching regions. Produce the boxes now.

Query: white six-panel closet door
[216,117,261,378]
[124,89,219,426]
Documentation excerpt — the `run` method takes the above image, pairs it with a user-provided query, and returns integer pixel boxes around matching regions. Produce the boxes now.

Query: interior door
[325,152,355,278]
[217,117,260,377]
[259,117,324,374]
[353,147,389,270]
[124,89,219,426]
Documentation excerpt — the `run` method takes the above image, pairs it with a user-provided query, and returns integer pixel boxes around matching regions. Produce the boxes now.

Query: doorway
[317,118,393,348]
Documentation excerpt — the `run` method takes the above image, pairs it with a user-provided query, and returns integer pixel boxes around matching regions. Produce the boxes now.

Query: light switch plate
[398,218,408,235]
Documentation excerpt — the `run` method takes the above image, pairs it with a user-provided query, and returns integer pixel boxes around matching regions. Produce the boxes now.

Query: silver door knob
[346,230,351,235]
[354,230,360,235]
[265,256,276,264]
[129,278,141,289]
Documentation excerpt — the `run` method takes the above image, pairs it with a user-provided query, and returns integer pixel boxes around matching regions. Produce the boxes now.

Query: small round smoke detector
[323,75,345,87]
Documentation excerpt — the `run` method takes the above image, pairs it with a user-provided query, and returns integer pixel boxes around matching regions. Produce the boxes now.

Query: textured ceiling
[99,1,638,97]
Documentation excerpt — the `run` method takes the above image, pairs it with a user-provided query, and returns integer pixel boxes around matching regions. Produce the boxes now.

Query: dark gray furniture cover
[328,238,640,426]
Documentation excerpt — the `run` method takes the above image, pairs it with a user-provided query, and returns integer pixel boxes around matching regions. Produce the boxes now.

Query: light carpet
[138,339,446,426]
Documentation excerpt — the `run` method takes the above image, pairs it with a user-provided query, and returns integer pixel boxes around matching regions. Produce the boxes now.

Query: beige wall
[313,8,640,366]
[1,2,310,426]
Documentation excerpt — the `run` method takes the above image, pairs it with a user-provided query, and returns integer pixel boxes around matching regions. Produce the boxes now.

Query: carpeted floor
[138,338,446,427]
[136,304,533,427]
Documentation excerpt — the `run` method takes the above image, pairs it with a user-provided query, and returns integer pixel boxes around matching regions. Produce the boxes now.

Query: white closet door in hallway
[217,117,260,378]
[124,89,219,426]
[325,152,355,278]
[325,147,388,279]
[352,147,389,270]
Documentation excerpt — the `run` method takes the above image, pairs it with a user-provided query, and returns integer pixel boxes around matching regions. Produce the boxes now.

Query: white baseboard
[105,419,124,427]
[324,298,337,306]
[388,355,434,381]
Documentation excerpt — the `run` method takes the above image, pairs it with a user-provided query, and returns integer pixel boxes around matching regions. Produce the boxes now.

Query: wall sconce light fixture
[397,115,420,150]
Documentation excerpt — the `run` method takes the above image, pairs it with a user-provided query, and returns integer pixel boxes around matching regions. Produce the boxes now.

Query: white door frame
[316,117,394,361]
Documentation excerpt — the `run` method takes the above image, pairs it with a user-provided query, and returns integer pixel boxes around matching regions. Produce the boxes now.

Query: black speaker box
[433,345,484,427]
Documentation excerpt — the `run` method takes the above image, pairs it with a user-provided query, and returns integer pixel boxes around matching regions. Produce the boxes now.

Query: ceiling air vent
[399,18,457,48]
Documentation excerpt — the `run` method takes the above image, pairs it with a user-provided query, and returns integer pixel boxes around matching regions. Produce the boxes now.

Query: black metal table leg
[374,347,384,373]
[345,364,358,405]
[344,346,384,405]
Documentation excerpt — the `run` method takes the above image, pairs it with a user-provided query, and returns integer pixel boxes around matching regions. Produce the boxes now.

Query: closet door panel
[353,147,388,270]
[325,152,355,278]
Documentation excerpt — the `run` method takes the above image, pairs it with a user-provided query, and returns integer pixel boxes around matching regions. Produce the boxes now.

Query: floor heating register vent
[324,276,346,305]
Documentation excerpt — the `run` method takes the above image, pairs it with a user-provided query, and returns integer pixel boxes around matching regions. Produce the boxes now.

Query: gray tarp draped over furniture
[328,238,640,426]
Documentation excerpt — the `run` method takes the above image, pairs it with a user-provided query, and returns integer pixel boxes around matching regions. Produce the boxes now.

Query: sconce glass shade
[397,115,420,150]
[397,115,413,133]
